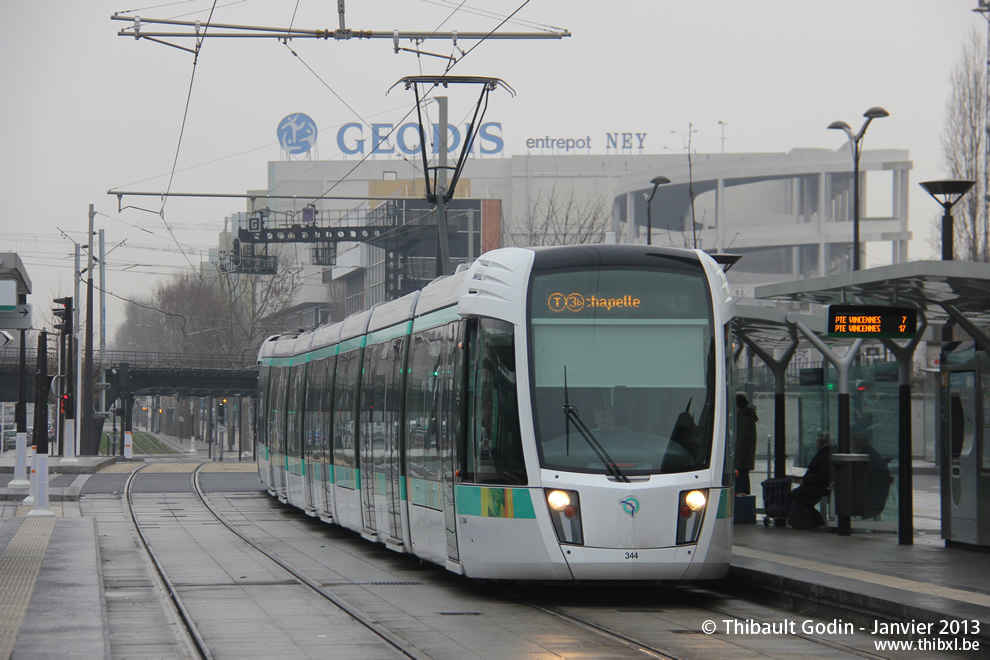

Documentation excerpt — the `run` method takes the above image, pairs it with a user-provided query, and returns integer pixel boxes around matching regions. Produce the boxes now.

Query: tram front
[527,245,734,580]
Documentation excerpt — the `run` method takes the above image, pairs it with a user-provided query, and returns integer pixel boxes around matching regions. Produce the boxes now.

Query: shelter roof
[753,260,990,326]
[732,302,825,349]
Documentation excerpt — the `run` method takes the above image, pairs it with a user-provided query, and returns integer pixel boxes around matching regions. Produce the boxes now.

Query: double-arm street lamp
[828,107,889,271]
[645,175,671,246]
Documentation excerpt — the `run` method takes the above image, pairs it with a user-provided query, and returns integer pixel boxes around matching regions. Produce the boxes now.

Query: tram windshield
[529,264,715,476]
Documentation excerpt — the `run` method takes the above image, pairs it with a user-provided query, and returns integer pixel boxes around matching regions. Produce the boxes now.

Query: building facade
[221,145,911,320]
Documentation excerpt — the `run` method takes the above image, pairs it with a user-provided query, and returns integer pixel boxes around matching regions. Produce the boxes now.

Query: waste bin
[832,453,869,517]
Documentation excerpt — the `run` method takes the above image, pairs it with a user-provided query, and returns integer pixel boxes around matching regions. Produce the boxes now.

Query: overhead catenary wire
[157,0,219,277]
[106,1,554,281]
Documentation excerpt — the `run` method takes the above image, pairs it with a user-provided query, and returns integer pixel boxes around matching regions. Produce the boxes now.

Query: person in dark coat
[787,432,832,528]
[734,394,758,495]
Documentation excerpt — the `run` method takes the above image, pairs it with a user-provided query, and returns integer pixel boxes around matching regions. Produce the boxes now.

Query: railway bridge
[0,348,257,402]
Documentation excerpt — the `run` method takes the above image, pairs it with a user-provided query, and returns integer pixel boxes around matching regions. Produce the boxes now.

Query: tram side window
[305,358,324,466]
[361,342,388,469]
[406,326,445,483]
[469,318,526,485]
[318,356,336,469]
[287,364,306,462]
[257,365,270,449]
[382,337,405,465]
[333,350,361,471]
[270,366,289,456]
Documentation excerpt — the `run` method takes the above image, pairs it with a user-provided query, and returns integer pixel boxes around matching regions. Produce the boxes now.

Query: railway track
[123,464,421,658]
[116,464,909,658]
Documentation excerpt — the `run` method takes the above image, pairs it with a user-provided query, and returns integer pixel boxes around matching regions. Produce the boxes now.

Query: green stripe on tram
[408,477,442,509]
[366,321,412,347]
[412,306,460,332]
[716,488,732,519]
[309,345,337,361]
[337,336,365,353]
[334,465,361,489]
[456,485,536,519]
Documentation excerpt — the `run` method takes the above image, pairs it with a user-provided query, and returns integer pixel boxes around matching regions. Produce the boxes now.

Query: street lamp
[920,179,976,261]
[828,106,889,271]
[645,175,670,246]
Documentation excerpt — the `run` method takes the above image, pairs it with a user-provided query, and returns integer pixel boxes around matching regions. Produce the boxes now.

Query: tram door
[359,350,377,539]
[440,322,463,565]
[940,344,990,547]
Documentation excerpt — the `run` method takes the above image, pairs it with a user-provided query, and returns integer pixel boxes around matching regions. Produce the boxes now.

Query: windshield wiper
[562,367,630,483]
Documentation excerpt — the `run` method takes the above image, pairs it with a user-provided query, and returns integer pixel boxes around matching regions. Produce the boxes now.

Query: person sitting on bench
[788,432,832,529]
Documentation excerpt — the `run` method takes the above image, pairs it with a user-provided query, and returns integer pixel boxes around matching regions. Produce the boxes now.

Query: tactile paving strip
[0,517,56,658]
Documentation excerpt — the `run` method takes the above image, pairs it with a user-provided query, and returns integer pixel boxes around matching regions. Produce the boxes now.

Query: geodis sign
[336,122,504,156]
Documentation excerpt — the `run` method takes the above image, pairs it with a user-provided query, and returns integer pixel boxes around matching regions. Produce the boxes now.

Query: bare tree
[937,28,988,262]
[512,185,615,247]
[113,248,301,361]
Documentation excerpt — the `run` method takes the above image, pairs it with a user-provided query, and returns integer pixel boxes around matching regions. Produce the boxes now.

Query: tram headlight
[685,490,707,511]
[545,488,583,545]
[547,490,571,511]
[677,488,709,545]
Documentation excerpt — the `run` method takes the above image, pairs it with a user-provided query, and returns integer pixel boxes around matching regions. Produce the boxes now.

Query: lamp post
[645,175,670,246]
[919,179,976,261]
[828,106,889,271]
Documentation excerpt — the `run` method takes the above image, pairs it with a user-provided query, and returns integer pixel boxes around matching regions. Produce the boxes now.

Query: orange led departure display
[827,305,917,339]
[547,293,642,313]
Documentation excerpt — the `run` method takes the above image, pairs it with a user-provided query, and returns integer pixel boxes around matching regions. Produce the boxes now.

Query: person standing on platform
[735,394,758,494]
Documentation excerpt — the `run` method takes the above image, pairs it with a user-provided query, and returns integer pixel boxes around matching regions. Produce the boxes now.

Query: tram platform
[0,461,988,656]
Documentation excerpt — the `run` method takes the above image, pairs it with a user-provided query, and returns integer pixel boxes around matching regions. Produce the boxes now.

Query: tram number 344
[625,552,640,560]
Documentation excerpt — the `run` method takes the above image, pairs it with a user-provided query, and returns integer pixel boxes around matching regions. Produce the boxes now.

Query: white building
[224,145,911,318]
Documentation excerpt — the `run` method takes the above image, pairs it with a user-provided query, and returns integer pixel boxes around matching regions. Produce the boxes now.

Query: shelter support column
[880,313,927,546]
[736,328,799,480]
[789,314,864,536]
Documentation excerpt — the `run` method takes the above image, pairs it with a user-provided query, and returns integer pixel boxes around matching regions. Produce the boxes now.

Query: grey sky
[0,1,979,337]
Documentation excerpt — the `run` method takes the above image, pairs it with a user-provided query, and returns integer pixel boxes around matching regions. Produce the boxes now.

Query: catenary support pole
[81,204,95,454]
[10,328,29,490]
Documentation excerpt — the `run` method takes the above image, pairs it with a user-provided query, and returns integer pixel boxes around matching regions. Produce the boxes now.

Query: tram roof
[753,260,990,327]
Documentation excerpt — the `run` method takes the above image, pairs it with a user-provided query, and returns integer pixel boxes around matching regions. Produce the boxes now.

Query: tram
[257,244,736,580]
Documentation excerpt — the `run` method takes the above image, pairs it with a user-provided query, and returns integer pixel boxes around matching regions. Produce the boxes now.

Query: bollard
[22,444,37,505]
[9,431,29,490]
[123,431,133,459]
[26,453,53,517]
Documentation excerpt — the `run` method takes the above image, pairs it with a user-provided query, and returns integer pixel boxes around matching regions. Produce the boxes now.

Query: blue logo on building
[620,497,640,518]
[277,113,318,154]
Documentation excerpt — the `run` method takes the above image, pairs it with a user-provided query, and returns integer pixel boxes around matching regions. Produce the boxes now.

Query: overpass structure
[0,348,257,407]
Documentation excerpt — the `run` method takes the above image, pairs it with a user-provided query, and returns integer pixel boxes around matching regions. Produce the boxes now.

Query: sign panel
[827,304,917,339]
[0,304,31,330]
[0,280,15,310]
[799,367,825,386]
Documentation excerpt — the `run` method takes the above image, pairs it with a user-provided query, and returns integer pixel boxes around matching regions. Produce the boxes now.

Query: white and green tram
[257,244,736,580]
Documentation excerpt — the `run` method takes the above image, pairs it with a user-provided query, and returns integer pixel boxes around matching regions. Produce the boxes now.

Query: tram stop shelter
[737,260,990,549]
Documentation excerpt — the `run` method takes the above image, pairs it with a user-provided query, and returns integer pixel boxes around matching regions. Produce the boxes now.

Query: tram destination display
[827,304,917,339]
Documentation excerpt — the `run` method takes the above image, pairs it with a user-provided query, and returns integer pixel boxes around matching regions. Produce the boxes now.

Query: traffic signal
[53,296,73,334]
[218,399,226,424]
[60,393,72,415]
